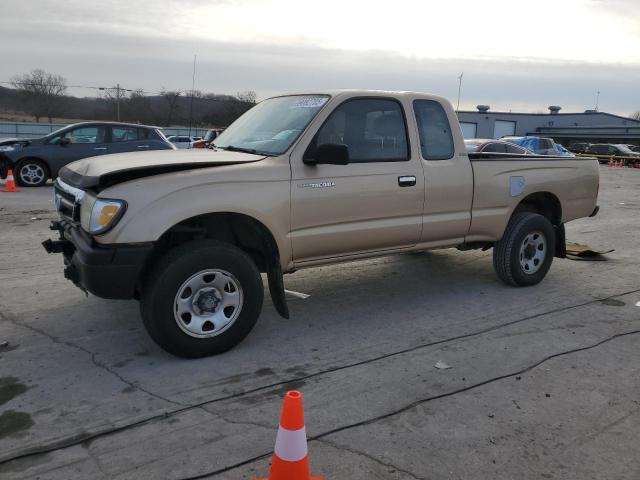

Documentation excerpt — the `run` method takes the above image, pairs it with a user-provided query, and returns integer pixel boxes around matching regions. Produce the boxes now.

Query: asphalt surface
[1,166,639,480]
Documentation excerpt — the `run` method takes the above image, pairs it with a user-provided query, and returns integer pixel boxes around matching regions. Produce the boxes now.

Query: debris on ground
[565,242,614,261]
[0,341,8,348]
[284,289,311,299]
[434,360,452,370]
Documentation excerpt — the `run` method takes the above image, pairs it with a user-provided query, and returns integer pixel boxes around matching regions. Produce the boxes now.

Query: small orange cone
[258,391,323,480]
[1,169,20,192]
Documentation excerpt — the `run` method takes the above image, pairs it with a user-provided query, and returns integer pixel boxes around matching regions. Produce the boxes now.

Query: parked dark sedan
[585,143,640,163]
[0,122,175,186]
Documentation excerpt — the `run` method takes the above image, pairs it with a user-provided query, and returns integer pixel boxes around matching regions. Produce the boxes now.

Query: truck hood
[59,149,266,190]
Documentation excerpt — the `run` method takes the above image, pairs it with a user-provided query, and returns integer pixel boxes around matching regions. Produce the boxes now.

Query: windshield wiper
[212,144,275,156]
[220,145,259,154]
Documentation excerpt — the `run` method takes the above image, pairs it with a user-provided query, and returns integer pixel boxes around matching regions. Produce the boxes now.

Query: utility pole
[116,83,121,122]
[456,72,464,112]
[188,54,197,138]
[98,84,131,121]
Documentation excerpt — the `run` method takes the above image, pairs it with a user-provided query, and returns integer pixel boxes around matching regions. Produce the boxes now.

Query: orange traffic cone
[258,391,323,480]
[1,169,20,192]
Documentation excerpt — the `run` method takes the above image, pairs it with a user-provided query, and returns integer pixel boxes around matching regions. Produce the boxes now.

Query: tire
[493,212,556,287]
[15,159,49,187]
[141,240,264,358]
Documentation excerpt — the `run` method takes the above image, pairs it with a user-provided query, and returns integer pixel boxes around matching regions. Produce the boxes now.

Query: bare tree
[220,91,257,125]
[123,89,154,124]
[235,90,257,104]
[160,89,182,126]
[10,69,68,122]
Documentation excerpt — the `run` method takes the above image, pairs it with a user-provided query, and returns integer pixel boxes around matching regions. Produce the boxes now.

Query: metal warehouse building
[457,105,640,147]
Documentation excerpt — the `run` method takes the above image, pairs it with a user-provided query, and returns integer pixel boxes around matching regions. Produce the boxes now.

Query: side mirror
[305,143,349,166]
[59,137,70,146]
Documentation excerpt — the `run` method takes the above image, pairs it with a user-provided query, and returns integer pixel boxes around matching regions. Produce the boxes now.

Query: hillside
[0,85,251,128]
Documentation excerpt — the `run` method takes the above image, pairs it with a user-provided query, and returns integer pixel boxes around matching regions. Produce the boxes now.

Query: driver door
[48,125,109,170]
[290,97,424,263]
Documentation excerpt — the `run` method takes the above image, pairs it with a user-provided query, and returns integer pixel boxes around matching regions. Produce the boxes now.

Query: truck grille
[53,179,84,223]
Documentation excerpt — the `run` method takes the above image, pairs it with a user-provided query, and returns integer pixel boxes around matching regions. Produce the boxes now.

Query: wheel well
[514,192,562,226]
[136,212,287,316]
[150,212,279,274]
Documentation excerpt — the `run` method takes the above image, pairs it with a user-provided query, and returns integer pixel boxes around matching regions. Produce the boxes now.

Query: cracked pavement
[1,167,639,479]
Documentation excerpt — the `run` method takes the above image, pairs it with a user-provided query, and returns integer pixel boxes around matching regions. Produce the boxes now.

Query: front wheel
[141,240,264,358]
[15,159,49,187]
[493,212,556,286]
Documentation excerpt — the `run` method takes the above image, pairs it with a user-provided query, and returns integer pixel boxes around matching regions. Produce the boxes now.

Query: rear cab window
[413,100,454,160]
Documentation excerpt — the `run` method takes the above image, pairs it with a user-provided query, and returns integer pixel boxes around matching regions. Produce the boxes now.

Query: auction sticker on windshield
[290,96,329,108]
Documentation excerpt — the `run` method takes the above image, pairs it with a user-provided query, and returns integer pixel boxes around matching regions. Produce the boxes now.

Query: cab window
[112,127,140,142]
[313,98,409,162]
[60,126,106,144]
[413,100,454,160]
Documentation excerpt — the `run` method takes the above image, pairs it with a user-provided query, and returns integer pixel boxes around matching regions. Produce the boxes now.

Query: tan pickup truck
[44,90,600,357]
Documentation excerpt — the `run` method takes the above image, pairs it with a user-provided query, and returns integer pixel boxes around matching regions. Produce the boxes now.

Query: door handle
[137,145,150,149]
[398,175,416,187]
[94,147,107,151]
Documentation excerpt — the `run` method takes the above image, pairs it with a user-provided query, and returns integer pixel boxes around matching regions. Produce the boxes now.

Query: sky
[1,0,639,115]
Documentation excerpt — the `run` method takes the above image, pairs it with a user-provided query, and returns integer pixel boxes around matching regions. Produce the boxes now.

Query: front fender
[94,162,292,268]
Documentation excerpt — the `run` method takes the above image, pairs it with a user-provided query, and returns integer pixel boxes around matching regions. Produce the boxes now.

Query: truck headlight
[81,197,126,234]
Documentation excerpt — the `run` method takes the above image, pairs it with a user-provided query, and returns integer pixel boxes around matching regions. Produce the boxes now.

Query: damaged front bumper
[43,220,153,299]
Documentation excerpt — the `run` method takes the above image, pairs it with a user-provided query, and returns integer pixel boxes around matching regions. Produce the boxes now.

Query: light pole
[595,90,600,111]
[188,54,197,138]
[456,72,464,112]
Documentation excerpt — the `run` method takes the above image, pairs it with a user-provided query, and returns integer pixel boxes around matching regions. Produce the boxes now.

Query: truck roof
[266,89,448,102]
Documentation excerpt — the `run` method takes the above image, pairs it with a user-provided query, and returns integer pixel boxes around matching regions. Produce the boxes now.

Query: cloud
[1,0,639,115]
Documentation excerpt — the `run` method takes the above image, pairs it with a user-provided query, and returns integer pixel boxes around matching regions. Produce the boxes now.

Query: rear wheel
[493,212,555,286]
[15,159,49,187]
[141,240,264,358]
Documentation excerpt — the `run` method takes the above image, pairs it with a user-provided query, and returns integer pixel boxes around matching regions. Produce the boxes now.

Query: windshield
[213,95,330,155]
[44,125,74,142]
